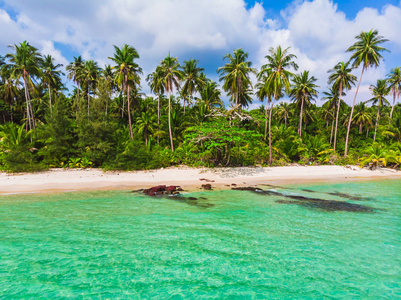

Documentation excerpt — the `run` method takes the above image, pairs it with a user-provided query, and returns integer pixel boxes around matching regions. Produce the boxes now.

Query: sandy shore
[0,165,400,195]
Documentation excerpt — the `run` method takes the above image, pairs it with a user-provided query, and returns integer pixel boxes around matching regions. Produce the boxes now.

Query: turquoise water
[1,179,400,298]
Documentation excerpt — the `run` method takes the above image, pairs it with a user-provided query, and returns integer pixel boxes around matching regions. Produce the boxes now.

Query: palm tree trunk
[359,122,362,134]
[334,82,343,151]
[87,82,90,119]
[157,95,160,145]
[23,76,31,132]
[330,103,335,145]
[374,105,380,141]
[168,91,174,151]
[264,96,270,139]
[345,67,365,157]
[269,94,276,165]
[48,83,52,116]
[366,127,369,138]
[390,88,395,121]
[127,83,133,140]
[299,97,304,137]
[183,96,186,115]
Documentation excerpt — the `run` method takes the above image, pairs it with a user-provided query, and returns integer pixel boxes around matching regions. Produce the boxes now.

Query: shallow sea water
[0,179,400,298]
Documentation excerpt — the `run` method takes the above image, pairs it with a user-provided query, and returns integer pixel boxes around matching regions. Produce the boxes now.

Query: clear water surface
[1,179,400,298]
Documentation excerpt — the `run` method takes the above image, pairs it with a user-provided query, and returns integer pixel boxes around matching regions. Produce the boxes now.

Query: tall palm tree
[366,79,391,141]
[42,55,64,116]
[290,71,319,136]
[387,67,401,120]
[5,41,43,133]
[109,44,142,139]
[218,48,256,109]
[328,61,356,151]
[159,52,183,151]
[258,46,298,165]
[80,60,101,119]
[274,102,292,127]
[344,29,389,157]
[181,59,204,114]
[146,66,165,145]
[66,56,84,116]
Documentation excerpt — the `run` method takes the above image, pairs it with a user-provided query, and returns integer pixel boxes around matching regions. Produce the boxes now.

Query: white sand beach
[0,165,400,194]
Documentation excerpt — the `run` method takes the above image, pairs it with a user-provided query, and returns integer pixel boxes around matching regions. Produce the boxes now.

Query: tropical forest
[0,29,400,172]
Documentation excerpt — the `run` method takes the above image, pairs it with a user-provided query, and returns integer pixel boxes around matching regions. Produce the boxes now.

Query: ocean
[1,179,400,298]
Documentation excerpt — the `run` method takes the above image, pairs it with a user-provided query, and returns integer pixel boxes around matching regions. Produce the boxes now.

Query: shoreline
[1,165,400,195]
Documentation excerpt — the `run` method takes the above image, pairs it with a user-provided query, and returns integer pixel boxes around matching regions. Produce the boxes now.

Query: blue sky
[0,0,400,106]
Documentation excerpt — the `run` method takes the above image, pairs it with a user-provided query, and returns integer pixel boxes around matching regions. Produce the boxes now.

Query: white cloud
[1,0,400,106]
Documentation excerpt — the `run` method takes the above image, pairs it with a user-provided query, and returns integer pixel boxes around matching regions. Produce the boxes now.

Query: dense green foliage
[1,31,401,173]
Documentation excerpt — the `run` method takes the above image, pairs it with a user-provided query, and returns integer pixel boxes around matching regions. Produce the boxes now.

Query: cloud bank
[0,0,400,105]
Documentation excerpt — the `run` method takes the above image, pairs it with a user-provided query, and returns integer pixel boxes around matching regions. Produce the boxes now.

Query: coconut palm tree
[328,61,357,151]
[42,55,64,116]
[5,41,43,133]
[181,59,205,114]
[352,102,372,134]
[344,29,389,157]
[146,66,165,145]
[159,52,183,151]
[136,111,157,146]
[274,102,292,127]
[290,71,318,136]
[387,67,401,120]
[80,60,101,119]
[66,56,84,116]
[196,80,222,112]
[109,44,142,139]
[366,79,391,141]
[0,63,20,122]
[258,46,298,164]
[218,48,256,109]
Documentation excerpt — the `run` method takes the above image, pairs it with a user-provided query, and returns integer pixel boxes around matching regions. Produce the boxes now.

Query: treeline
[0,29,400,172]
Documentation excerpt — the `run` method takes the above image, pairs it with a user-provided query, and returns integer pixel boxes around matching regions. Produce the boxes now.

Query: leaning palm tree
[218,48,256,109]
[181,59,205,114]
[42,55,64,116]
[159,52,183,151]
[387,67,401,120]
[5,41,43,133]
[258,46,298,165]
[344,29,389,157]
[366,79,391,141]
[327,61,356,151]
[80,60,101,118]
[290,71,319,137]
[109,44,142,139]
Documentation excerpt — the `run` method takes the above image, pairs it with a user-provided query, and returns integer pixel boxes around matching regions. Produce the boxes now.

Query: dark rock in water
[231,183,237,186]
[177,187,184,192]
[142,185,182,196]
[201,184,212,190]
[327,191,371,201]
[188,197,198,200]
[232,187,262,192]
[301,189,316,193]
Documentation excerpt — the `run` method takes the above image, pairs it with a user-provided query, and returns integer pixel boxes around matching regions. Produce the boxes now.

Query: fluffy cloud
[0,0,400,105]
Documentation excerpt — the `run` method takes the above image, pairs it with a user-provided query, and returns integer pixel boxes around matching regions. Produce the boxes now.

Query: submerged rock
[201,184,212,190]
[232,187,262,192]
[142,185,182,196]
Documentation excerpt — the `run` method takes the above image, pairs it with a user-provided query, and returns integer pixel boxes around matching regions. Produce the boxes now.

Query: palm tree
[146,66,165,145]
[387,67,401,120]
[136,111,157,146]
[352,102,372,134]
[274,102,292,127]
[366,79,391,141]
[109,44,142,139]
[196,80,222,112]
[258,46,298,164]
[218,48,256,109]
[328,61,357,151]
[290,71,318,136]
[0,63,19,122]
[159,52,183,151]
[42,55,64,116]
[344,29,389,157]
[80,60,101,118]
[66,56,84,116]
[5,41,43,133]
[322,85,346,144]
[181,59,205,114]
